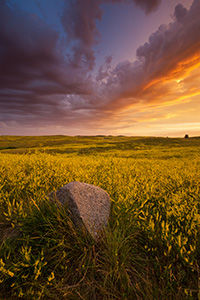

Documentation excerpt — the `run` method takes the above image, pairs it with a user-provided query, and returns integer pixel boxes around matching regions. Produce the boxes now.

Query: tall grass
[0,146,200,299]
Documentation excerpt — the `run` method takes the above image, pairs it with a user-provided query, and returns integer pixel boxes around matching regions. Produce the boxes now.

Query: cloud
[0,1,94,127]
[132,0,161,14]
[104,0,161,13]
[61,0,103,71]
[100,0,200,113]
[174,3,187,23]
[0,1,92,92]
[0,0,162,131]
[96,55,112,82]
[61,0,161,71]
[1,0,200,134]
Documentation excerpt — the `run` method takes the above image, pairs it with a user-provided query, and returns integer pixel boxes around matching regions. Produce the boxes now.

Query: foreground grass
[0,137,200,299]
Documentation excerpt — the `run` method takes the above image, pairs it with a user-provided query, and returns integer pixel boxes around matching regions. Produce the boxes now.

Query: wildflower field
[0,136,200,299]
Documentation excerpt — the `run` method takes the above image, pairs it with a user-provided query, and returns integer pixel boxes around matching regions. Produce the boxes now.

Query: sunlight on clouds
[169,54,200,79]
[1,0,200,136]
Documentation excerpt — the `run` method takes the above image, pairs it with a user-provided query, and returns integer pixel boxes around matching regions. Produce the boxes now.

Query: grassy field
[0,135,200,299]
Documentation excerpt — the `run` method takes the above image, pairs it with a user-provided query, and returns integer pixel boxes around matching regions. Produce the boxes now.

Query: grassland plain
[0,136,200,299]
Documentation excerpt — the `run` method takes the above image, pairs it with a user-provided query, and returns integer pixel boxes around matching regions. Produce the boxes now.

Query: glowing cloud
[0,0,199,136]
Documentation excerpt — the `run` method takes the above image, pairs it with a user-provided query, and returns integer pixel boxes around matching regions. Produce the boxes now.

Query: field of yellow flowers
[0,136,200,299]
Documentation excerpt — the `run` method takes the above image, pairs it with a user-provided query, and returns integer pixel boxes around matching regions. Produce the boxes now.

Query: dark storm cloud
[0,1,92,93]
[61,0,103,70]
[1,0,200,132]
[61,0,161,70]
[131,0,161,13]
[173,3,187,22]
[0,0,94,126]
[0,0,162,129]
[104,0,161,13]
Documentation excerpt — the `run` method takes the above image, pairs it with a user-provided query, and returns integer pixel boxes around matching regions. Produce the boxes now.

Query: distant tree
[184,134,189,138]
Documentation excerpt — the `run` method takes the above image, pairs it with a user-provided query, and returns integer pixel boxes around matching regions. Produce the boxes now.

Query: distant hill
[0,135,200,155]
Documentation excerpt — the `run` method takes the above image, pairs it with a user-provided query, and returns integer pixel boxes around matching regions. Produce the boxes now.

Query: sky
[0,0,200,137]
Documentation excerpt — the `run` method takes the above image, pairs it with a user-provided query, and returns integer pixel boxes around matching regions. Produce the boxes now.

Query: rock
[48,181,111,240]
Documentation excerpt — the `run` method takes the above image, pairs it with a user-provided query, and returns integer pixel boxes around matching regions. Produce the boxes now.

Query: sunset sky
[0,0,200,137]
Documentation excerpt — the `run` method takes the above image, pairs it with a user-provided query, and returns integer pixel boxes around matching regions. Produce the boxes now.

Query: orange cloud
[99,1,200,119]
